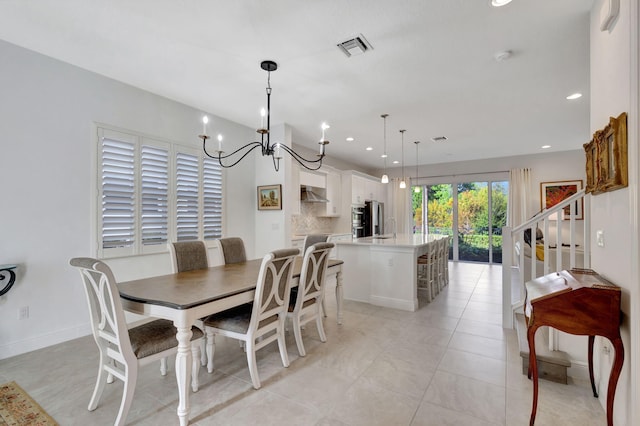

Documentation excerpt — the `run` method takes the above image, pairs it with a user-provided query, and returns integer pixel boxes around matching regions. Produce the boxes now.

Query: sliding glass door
[412,178,508,264]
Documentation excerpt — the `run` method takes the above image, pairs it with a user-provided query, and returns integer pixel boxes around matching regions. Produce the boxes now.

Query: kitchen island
[335,234,445,311]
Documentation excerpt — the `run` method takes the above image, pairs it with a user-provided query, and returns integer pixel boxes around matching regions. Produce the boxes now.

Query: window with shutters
[97,127,223,258]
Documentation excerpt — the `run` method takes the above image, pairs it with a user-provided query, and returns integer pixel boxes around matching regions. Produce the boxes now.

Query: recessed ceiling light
[541,145,551,149]
[491,0,513,6]
[381,154,388,158]
[494,50,512,62]
[366,147,373,151]
[346,137,354,142]
[392,160,399,164]
[566,93,582,100]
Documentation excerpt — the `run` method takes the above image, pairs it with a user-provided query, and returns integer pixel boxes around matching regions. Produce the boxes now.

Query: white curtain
[507,168,531,227]
[389,178,412,235]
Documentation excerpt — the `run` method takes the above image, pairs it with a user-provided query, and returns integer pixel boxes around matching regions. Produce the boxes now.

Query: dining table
[118,256,344,426]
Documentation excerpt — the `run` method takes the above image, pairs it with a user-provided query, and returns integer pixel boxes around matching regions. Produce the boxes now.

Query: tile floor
[0,262,607,425]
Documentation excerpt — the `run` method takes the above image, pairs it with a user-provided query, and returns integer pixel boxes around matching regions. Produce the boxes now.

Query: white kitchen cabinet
[299,170,326,188]
[351,175,366,204]
[321,170,341,217]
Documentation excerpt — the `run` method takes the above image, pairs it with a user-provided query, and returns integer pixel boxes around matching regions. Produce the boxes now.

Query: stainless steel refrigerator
[363,200,384,236]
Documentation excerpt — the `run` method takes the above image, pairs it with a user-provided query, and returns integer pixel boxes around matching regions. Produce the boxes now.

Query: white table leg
[335,269,343,325]
[175,325,193,426]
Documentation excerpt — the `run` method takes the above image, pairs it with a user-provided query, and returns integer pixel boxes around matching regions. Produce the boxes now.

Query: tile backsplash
[292,203,335,234]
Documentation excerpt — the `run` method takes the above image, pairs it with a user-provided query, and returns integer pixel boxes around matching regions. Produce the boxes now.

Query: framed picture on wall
[584,112,628,195]
[257,184,282,210]
[540,180,583,220]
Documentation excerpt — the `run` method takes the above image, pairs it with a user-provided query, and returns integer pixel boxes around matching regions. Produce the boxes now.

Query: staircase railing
[502,189,590,328]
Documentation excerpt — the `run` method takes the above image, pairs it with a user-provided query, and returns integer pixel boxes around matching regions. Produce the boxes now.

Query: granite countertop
[336,234,445,248]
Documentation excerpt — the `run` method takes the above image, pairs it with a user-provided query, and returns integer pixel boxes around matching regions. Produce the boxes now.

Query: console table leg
[527,325,540,425]
[606,337,624,426]
[588,335,599,397]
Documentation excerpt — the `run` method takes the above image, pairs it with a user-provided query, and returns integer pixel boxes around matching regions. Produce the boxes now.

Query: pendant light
[399,129,407,189]
[380,114,389,184]
[414,141,421,193]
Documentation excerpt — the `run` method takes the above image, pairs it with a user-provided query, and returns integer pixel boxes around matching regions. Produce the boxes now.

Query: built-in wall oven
[352,206,365,238]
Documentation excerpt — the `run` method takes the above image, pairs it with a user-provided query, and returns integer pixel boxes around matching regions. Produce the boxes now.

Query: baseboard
[370,295,418,311]
[567,360,590,381]
[0,323,92,360]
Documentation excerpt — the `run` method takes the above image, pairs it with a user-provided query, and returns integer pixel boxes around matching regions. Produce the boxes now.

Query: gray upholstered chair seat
[129,319,204,359]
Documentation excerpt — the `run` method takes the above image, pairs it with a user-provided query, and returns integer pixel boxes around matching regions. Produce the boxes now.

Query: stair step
[515,312,570,384]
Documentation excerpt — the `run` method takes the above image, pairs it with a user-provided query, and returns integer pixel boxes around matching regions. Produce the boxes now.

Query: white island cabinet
[336,234,442,311]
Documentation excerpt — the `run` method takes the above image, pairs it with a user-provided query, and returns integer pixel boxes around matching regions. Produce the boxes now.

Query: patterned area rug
[0,382,58,426]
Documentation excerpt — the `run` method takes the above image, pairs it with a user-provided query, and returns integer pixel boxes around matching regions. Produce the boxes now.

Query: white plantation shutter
[203,157,223,239]
[176,152,200,241]
[101,136,135,251]
[141,144,169,247]
[97,126,224,257]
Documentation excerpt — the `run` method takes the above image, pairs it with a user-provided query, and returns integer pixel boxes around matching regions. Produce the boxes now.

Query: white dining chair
[69,257,203,426]
[168,240,210,366]
[301,234,330,316]
[287,242,334,357]
[203,248,299,389]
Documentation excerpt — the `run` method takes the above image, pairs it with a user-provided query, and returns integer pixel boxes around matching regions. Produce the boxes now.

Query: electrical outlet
[596,230,605,247]
[18,306,29,320]
[603,344,611,355]
[388,258,394,267]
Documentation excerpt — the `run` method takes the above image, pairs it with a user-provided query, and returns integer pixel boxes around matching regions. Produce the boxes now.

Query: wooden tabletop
[118,257,343,310]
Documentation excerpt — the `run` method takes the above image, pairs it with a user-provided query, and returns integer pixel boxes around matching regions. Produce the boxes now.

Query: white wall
[0,40,257,359]
[589,0,638,423]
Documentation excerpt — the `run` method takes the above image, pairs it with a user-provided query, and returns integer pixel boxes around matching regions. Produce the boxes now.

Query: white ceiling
[0,0,593,170]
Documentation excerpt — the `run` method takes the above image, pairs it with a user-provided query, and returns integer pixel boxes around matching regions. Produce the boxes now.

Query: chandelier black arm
[203,140,263,168]
[278,144,324,171]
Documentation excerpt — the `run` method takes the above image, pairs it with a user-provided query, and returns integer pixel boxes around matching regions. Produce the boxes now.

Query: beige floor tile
[411,401,500,426]
[461,308,503,325]
[423,370,506,424]
[329,379,420,426]
[437,348,506,386]
[448,331,507,360]
[455,319,508,340]
[359,339,443,400]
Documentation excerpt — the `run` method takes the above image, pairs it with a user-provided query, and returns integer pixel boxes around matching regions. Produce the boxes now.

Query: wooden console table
[524,269,623,426]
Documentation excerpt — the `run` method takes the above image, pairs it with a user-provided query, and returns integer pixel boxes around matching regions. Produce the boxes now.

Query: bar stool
[434,237,447,292]
[417,239,438,302]
[441,236,450,288]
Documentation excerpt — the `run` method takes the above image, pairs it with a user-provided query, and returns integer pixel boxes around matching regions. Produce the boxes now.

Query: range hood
[300,186,329,203]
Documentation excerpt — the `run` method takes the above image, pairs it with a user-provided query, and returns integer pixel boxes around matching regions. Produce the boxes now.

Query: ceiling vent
[337,34,373,57]
[431,136,448,142]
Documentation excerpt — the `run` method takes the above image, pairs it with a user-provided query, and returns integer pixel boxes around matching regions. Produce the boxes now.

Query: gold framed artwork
[584,112,628,195]
[540,180,584,220]
[257,184,282,210]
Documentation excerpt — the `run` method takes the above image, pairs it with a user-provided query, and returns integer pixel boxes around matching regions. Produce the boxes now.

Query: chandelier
[199,60,329,171]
